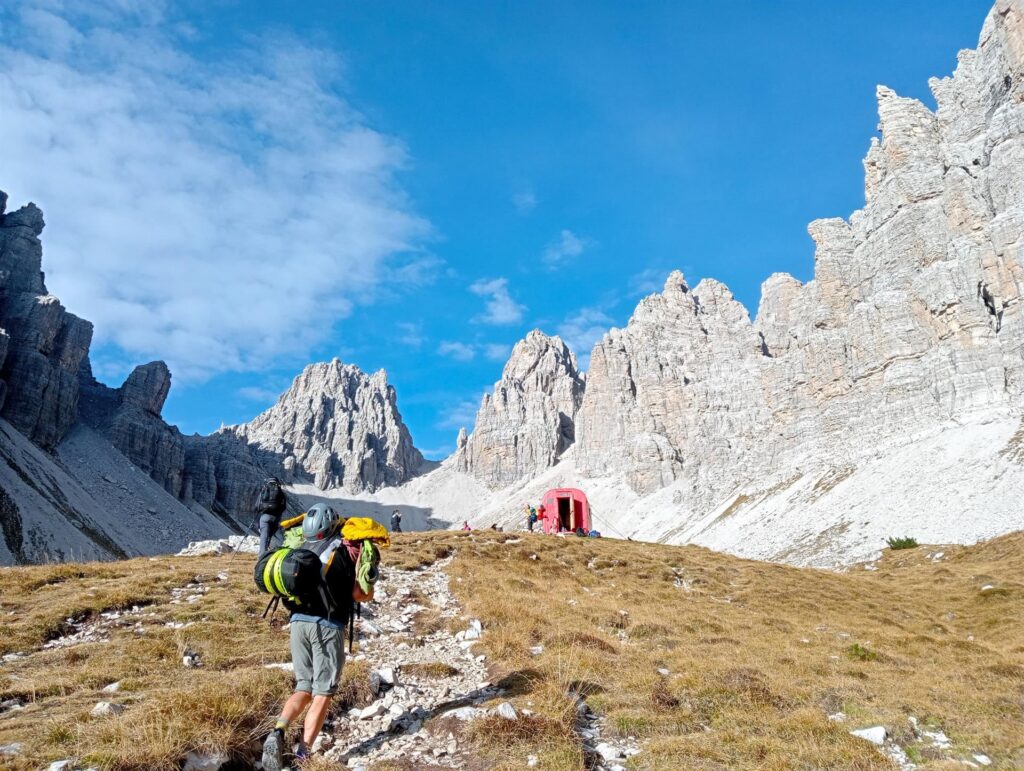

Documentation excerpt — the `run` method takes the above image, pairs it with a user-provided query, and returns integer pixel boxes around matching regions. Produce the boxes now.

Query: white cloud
[629,266,685,297]
[438,341,476,362]
[469,277,525,325]
[483,343,511,361]
[396,322,425,348]
[418,444,454,461]
[512,190,536,214]
[437,398,480,430]
[543,229,588,267]
[557,307,614,370]
[437,340,511,363]
[0,2,429,381]
[237,385,283,404]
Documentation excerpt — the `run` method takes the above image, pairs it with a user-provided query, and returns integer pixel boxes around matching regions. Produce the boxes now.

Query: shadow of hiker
[335,669,542,762]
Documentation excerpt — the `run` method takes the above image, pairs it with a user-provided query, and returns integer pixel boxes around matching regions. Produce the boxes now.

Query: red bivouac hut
[539,488,591,534]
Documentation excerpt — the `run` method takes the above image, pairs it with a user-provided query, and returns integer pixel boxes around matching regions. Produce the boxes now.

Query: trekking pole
[227,513,260,567]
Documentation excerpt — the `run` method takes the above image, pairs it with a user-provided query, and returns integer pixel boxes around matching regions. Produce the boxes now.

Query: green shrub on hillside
[847,642,878,662]
[887,536,919,550]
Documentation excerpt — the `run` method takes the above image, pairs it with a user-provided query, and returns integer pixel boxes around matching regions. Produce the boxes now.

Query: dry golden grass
[0,551,400,770]
[0,530,1021,769]
[444,530,1024,769]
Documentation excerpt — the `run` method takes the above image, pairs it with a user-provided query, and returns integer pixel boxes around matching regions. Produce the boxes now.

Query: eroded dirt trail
[315,556,496,769]
[311,555,639,770]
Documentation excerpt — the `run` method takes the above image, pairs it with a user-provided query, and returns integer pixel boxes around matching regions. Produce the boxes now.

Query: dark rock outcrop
[0,199,92,448]
[79,360,186,497]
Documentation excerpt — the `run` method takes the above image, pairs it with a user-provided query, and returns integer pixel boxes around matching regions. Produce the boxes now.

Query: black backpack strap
[262,596,279,621]
[349,601,360,653]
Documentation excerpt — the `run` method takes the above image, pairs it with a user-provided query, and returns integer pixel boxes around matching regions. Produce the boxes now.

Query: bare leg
[302,695,333,746]
[280,691,312,724]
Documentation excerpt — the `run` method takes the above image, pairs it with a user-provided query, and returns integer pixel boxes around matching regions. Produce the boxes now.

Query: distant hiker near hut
[524,503,537,532]
[256,476,287,554]
[390,509,402,533]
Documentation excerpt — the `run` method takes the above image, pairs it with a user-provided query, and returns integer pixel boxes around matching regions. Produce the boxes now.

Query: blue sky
[0,0,992,458]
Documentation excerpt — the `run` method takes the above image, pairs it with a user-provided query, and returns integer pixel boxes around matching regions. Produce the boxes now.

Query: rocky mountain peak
[0,193,92,449]
[229,359,423,492]
[576,0,1024,505]
[456,330,585,489]
[120,361,172,416]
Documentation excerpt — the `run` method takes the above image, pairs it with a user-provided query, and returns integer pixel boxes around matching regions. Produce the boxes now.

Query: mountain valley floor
[0,530,1021,769]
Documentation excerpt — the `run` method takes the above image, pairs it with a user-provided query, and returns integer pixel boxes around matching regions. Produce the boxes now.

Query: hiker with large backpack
[257,503,389,769]
[256,476,287,554]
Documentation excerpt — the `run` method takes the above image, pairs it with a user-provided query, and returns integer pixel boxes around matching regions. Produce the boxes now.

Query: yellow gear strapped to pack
[262,549,300,603]
[280,513,305,530]
[342,517,391,547]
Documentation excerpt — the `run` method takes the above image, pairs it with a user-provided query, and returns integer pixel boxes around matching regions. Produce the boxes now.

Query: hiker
[461,521,471,531]
[524,504,536,532]
[256,476,287,554]
[537,504,546,531]
[390,508,402,533]
[261,503,354,769]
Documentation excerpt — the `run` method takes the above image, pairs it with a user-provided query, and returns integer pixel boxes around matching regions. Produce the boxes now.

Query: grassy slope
[0,532,1021,769]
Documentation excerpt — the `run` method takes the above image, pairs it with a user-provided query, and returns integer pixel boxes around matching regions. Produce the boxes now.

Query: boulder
[495,702,517,720]
[182,751,228,771]
[90,701,125,718]
[850,726,887,746]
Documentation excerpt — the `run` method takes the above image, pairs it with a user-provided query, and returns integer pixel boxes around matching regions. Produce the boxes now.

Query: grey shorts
[290,619,346,696]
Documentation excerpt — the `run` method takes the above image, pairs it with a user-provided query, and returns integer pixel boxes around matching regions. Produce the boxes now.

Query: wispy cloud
[628,265,695,298]
[483,343,511,361]
[469,278,525,325]
[0,2,429,382]
[437,341,477,362]
[237,385,283,404]
[437,398,480,430]
[397,322,425,348]
[543,229,589,268]
[437,340,512,363]
[557,307,614,370]
[419,444,454,461]
[512,190,536,214]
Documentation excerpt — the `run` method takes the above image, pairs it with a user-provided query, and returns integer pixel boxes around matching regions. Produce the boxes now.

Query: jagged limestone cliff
[456,331,584,488]
[576,0,1024,499]
[227,360,423,492]
[453,1,1024,566]
[0,195,92,449]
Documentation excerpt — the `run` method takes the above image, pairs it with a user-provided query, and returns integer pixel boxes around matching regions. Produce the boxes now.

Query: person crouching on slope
[262,503,353,769]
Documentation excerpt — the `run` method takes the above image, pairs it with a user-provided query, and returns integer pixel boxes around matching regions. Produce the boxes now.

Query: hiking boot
[294,741,310,762]
[262,728,285,771]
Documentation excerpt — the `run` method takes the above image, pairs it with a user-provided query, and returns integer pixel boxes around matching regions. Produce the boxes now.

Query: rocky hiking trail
[298,554,639,770]
[4,529,1020,769]
[0,543,640,771]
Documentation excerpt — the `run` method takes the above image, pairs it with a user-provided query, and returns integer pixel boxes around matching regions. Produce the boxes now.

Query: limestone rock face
[76,357,273,521]
[457,331,585,488]
[79,360,186,497]
[0,199,93,448]
[576,1,1024,502]
[575,275,770,499]
[228,360,423,492]
[181,433,271,519]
